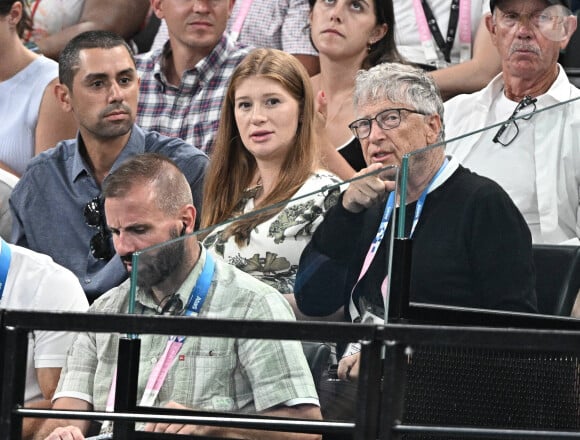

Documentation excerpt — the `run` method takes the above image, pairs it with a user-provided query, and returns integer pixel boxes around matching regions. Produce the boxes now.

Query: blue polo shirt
[9,124,208,302]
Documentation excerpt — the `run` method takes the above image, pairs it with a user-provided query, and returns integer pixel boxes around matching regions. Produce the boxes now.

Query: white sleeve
[32,267,89,369]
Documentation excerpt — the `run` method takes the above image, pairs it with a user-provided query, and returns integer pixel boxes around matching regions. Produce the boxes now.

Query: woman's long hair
[201,48,318,245]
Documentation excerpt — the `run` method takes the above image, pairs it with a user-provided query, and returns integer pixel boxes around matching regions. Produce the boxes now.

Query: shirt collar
[152,42,172,88]
[153,34,239,89]
[536,64,575,105]
[486,64,574,106]
[71,124,146,183]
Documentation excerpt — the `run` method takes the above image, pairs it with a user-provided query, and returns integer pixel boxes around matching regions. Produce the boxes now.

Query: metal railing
[2,308,580,439]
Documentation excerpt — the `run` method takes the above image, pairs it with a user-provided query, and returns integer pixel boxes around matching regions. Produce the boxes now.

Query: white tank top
[0,56,58,175]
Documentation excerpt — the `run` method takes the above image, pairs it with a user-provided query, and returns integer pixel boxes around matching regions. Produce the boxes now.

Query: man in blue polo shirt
[9,30,208,302]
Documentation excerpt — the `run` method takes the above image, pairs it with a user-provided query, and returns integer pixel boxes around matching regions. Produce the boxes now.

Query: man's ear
[560,15,578,50]
[54,83,73,113]
[485,13,499,48]
[180,205,197,234]
[425,114,442,146]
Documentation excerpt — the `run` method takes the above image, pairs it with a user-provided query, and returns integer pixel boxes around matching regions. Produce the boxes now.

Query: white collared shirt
[445,66,580,244]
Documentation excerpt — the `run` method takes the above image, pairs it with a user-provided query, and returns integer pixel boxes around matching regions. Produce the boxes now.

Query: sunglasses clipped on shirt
[84,196,114,261]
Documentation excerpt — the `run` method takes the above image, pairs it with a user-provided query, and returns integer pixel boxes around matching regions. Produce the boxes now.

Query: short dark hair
[59,30,135,89]
[102,153,193,216]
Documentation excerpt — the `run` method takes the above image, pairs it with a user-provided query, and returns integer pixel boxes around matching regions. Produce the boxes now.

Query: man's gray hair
[353,62,445,142]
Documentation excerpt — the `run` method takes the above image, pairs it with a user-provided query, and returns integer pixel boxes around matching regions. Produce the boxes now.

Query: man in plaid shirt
[135,0,251,155]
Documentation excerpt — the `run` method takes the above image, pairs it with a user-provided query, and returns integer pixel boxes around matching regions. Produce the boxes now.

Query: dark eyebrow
[82,73,108,84]
[82,68,136,84]
[118,68,137,78]
[125,224,150,233]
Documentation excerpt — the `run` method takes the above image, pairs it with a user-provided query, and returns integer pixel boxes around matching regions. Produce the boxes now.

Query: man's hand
[35,397,92,440]
[144,401,206,435]
[144,401,323,439]
[337,352,360,382]
[342,163,394,213]
[42,425,86,440]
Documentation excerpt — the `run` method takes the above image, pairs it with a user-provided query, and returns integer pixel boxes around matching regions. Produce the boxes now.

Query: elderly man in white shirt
[445,0,580,245]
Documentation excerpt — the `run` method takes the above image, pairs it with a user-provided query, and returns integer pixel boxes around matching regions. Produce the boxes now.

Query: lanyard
[230,0,253,41]
[0,239,12,302]
[348,159,448,321]
[103,253,215,428]
[413,0,471,65]
[181,251,215,318]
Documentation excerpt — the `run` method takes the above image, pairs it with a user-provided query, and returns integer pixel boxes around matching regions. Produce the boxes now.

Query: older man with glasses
[9,30,208,303]
[445,0,580,245]
[294,62,537,382]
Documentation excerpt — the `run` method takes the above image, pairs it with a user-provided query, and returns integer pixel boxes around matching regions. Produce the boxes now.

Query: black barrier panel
[3,311,580,440]
[402,346,580,440]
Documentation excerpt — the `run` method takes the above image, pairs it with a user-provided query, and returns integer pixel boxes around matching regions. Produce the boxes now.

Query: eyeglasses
[348,108,426,140]
[494,7,571,41]
[84,196,114,260]
[492,95,537,147]
[495,10,568,29]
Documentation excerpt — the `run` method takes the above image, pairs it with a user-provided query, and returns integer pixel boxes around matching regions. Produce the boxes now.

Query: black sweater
[295,165,538,318]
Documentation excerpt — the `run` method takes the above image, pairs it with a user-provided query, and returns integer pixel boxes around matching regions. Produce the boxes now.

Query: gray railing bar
[15,408,354,434]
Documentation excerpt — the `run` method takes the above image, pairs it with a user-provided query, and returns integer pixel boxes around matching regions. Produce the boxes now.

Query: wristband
[342,342,361,358]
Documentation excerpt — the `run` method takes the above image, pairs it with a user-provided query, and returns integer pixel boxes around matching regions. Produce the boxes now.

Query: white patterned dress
[203,171,342,294]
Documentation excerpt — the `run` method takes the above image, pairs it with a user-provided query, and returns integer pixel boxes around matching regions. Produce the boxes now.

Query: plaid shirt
[150,0,316,56]
[228,0,316,55]
[135,35,250,155]
[54,248,319,418]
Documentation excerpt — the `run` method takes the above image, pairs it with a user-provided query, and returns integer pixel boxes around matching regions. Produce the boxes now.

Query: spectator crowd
[1,0,579,438]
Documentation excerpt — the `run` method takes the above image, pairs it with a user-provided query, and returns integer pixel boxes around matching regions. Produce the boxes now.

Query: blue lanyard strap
[183,252,215,316]
[370,192,396,254]
[373,158,448,245]
[409,158,449,237]
[0,239,11,301]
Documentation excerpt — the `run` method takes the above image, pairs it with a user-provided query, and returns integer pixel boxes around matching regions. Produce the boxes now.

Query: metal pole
[112,337,141,439]
[388,238,412,321]
[354,339,383,440]
[379,342,407,440]
[0,326,28,440]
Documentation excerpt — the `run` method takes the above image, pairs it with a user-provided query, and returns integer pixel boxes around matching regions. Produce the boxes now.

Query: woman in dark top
[308,0,405,176]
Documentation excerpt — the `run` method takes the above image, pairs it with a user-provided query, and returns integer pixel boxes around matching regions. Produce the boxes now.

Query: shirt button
[84,278,91,284]
[151,357,157,364]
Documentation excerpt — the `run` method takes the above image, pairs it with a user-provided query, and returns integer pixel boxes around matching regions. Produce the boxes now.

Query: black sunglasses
[84,196,114,260]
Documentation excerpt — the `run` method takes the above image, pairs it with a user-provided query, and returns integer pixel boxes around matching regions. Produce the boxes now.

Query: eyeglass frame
[348,107,427,140]
[493,8,570,30]
[84,196,115,260]
[492,95,537,147]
